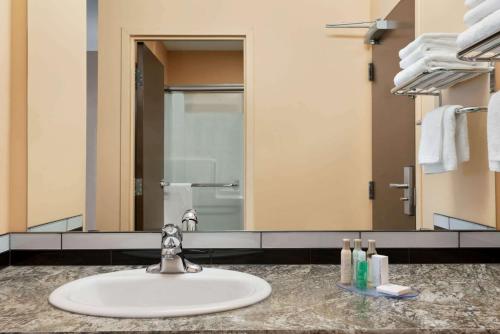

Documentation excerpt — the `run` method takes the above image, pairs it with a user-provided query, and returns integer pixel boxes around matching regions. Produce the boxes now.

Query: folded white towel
[400,46,458,69]
[399,33,459,59]
[458,9,500,48]
[465,0,486,9]
[419,105,469,174]
[394,54,485,87]
[164,183,193,226]
[487,92,500,172]
[464,0,500,27]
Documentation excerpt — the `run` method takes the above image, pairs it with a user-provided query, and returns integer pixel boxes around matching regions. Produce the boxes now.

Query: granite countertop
[0,264,499,333]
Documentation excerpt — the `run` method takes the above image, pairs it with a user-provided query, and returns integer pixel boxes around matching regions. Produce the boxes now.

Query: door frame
[119,30,254,231]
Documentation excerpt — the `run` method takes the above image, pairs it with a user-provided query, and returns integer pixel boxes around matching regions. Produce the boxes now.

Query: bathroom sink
[49,268,271,318]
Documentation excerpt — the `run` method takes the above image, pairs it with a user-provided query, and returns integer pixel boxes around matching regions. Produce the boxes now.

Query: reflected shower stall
[164,85,244,231]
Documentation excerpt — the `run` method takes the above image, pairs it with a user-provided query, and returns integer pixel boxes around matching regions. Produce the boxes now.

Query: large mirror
[13,0,498,233]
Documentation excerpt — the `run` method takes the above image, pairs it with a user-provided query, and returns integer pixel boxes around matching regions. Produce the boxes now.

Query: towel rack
[416,106,487,125]
[457,30,500,62]
[161,181,239,188]
[391,67,494,97]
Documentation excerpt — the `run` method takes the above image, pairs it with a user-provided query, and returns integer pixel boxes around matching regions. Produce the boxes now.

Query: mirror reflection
[9,0,498,233]
[135,40,245,231]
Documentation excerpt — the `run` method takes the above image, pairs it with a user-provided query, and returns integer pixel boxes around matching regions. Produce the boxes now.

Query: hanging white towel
[465,0,486,9]
[394,54,485,87]
[456,111,471,164]
[419,106,445,167]
[399,33,459,59]
[419,105,469,174]
[164,183,193,225]
[399,46,458,69]
[457,9,500,49]
[464,0,500,27]
[487,92,500,172]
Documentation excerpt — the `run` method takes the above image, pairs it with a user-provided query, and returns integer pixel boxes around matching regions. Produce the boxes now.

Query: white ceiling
[162,40,243,51]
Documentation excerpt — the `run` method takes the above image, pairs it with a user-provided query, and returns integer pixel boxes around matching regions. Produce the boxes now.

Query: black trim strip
[0,251,9,269]
[4,248,500,266]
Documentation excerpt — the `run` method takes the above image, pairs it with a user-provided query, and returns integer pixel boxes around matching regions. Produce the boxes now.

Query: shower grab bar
[165,84,244,92]
[160,180,239,188]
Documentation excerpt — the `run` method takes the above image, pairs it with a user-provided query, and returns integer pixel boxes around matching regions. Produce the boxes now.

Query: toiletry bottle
[352,239,362,285]
[366,239,377,288]
[356,250,367,290]
[340,239,352,285]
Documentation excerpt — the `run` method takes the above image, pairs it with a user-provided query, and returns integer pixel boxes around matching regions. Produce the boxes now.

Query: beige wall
[0,0,28,234]
[496,64,500,230]
[142,42,244,86]
[370,0,400,20]
[9,0,28,232]
[97,0,373,231]
[27,0,86,228]
[166,51,243,85]
[415,0,496,228]
[0,0,12,234]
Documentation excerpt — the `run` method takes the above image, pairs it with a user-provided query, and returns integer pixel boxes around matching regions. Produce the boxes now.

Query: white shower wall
[165,92,244,230]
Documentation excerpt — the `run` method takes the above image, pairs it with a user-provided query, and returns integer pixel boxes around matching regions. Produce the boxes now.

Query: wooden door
[372,0,416,230]
[135,43,165,231]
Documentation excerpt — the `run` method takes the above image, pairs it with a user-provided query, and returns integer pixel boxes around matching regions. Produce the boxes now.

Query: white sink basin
[49,268,271,318]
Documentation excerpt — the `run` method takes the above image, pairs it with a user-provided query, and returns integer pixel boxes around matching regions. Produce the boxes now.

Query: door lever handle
[389,183,409,189]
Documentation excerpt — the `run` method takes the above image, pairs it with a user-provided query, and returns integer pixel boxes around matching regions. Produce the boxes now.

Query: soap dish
[336,283,419,299]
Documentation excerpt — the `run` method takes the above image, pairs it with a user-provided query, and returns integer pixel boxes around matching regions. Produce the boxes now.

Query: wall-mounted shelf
[391,67,493,97]
[457,30,500,62]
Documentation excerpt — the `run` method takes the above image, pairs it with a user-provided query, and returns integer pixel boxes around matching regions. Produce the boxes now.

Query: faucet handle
[182,209,198,231]
[182,209,198,223]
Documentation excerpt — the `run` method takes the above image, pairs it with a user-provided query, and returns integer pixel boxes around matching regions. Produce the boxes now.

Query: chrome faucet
[146,210,202,274]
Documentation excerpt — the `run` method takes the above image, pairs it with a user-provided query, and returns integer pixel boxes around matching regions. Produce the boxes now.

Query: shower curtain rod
[165,84,244,92]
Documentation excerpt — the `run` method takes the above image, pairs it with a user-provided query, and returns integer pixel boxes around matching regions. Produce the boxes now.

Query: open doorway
[134,39,245,231]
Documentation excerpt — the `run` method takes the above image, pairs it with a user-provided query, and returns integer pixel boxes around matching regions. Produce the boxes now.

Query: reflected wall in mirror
[2,0,497,233]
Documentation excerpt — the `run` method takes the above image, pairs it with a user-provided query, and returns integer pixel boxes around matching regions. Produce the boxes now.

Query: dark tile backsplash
[5,247,500,266]
[0,251,9,269]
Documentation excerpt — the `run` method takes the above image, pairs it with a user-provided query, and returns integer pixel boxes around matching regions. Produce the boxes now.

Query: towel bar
[325,19,397,45]
[416,106,487,125]
[391,67,493,97]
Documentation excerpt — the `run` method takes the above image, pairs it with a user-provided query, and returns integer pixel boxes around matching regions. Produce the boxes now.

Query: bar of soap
[376,283,412,296]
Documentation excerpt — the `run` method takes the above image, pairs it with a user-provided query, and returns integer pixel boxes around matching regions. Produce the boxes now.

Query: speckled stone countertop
[0,264,499,333]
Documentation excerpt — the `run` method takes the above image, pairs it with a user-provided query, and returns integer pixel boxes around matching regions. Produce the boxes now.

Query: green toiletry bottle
[352,239,362,285]
[356,251,367,290]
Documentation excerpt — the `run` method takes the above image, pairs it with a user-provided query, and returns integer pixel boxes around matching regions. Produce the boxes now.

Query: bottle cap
[367,239,377,255]
[354,239,362,248]
[342,239,350,248]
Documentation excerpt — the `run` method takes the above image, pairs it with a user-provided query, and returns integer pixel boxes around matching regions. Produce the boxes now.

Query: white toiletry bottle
[367,239,377,288]
[352,239,362,285]
[340,239,352,285]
